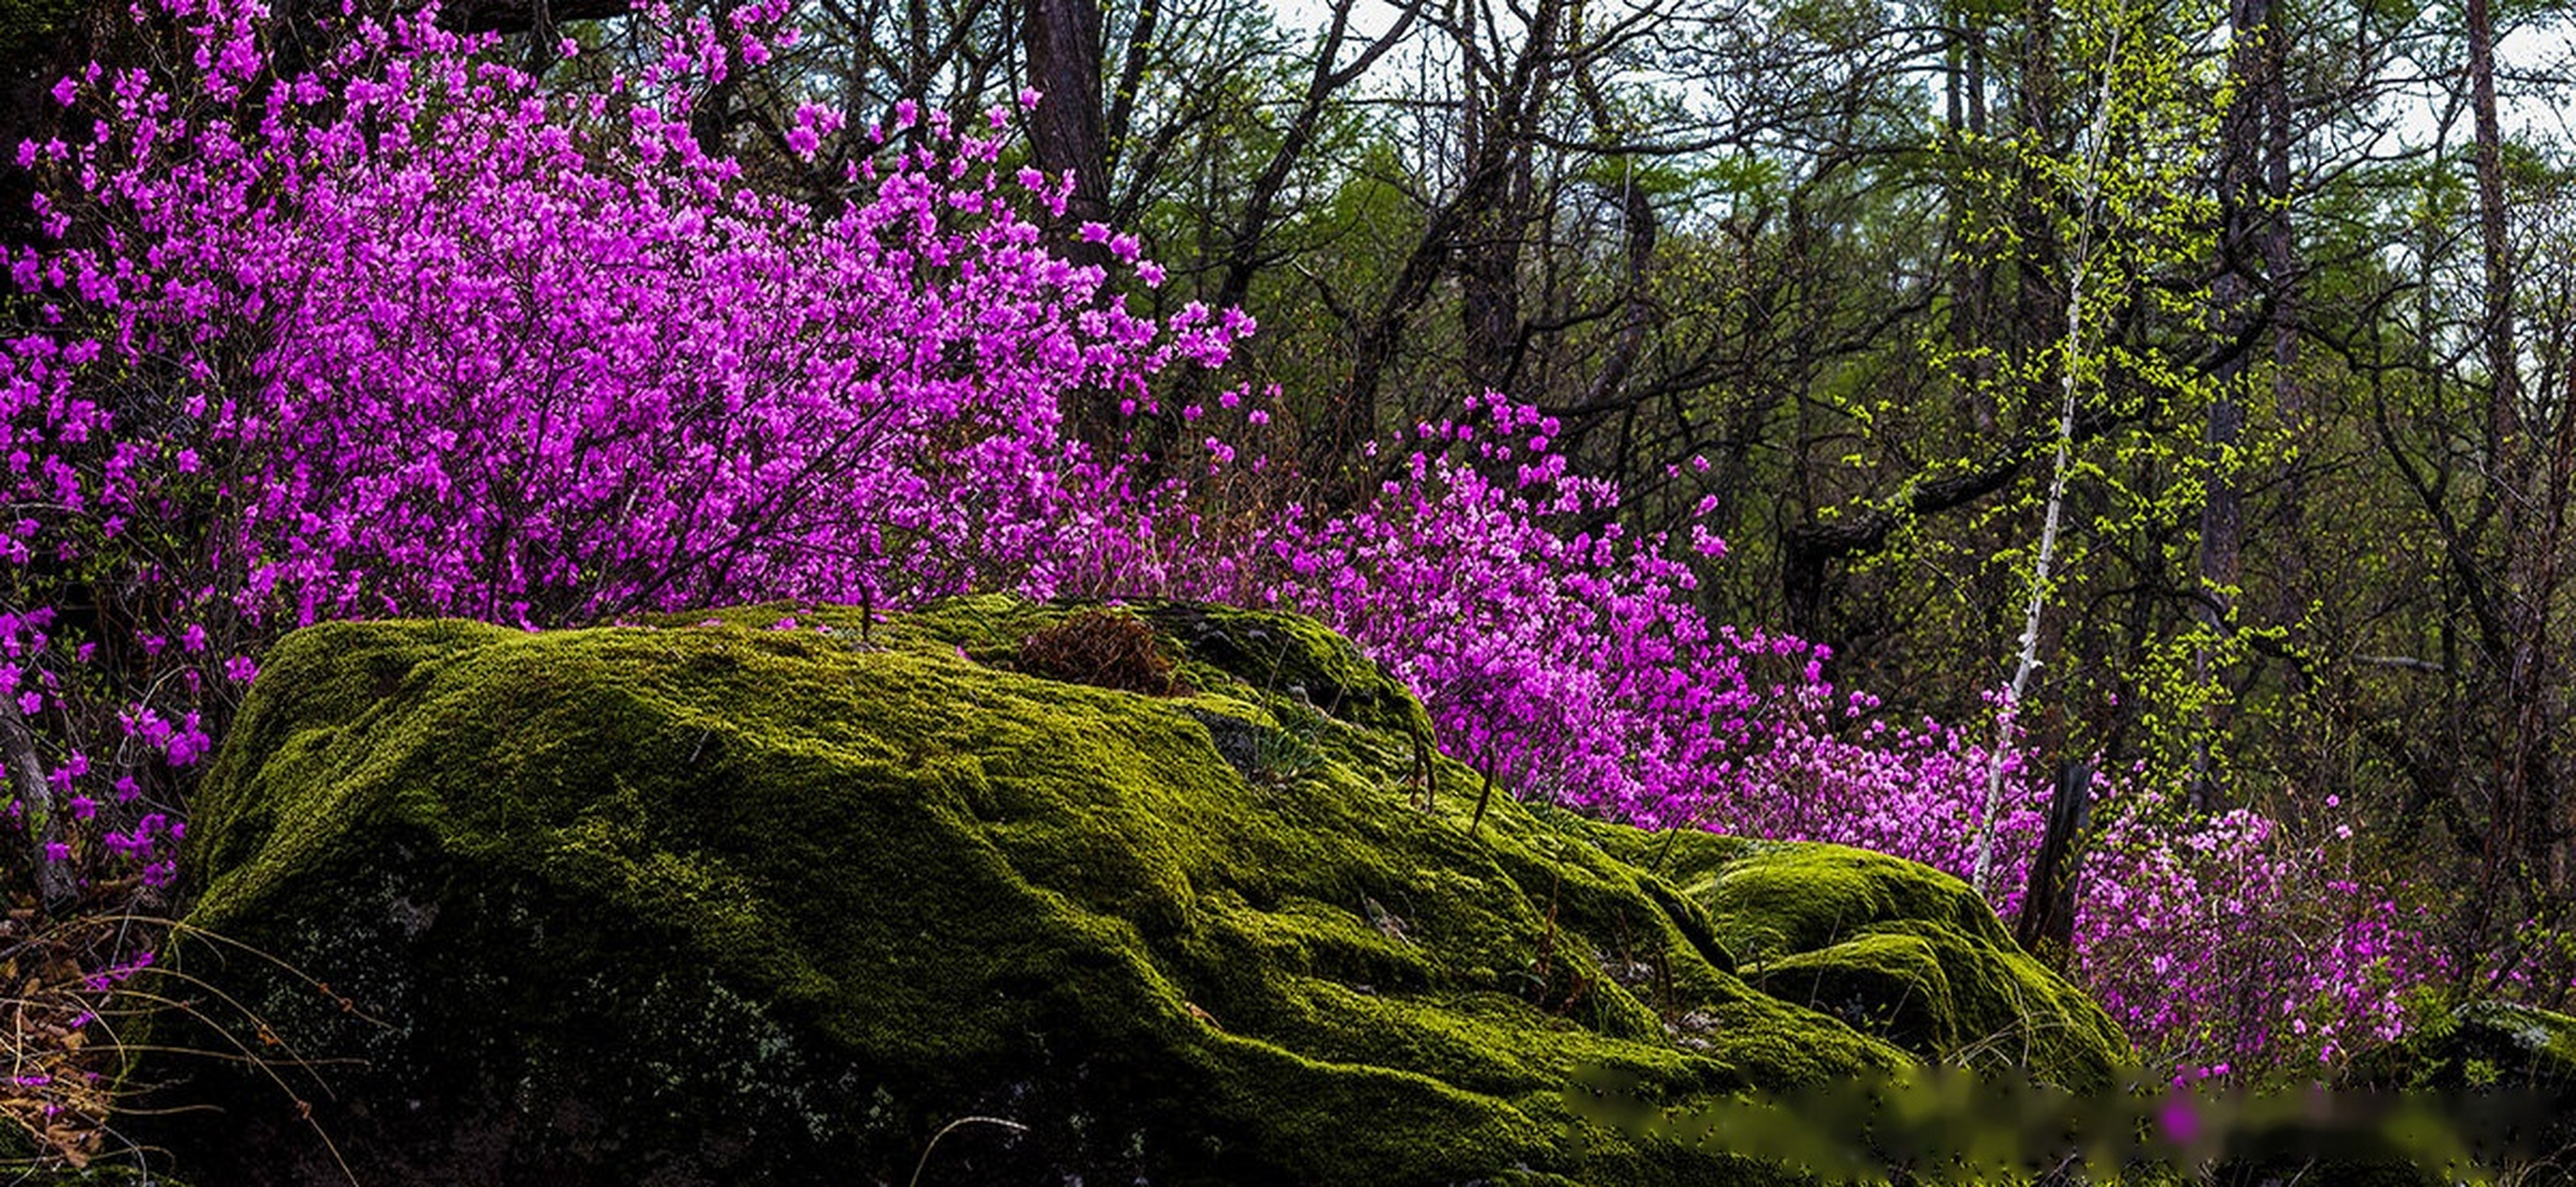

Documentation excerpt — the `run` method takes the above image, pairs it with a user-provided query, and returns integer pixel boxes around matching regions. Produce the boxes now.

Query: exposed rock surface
[139,596,2128,1185]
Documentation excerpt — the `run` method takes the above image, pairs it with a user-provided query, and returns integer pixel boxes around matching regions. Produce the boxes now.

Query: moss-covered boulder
[2307,999,2576,1184]
[141,596,2128,1185]
[2356,1000,2576,1096]
[1577,829,2126,1090]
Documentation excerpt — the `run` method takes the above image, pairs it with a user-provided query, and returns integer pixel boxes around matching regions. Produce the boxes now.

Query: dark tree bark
[1308,0,1561,504]
[2188,0,2281,809]
[0,692,77,913]
[1022,0,1113,246]
[1453,30,1534,399]
[690,0,742,158]
[1945,6,1997,434]
[1022,0,1117,446]
[1210,0,1420,314]
[2468,0,2531,897]
[2015,758,2093,964]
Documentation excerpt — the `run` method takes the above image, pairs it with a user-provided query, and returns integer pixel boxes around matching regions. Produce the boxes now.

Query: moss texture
[1575,828,2130,1093]
[147,595,2129,1185]
[2357,999,2576,1093]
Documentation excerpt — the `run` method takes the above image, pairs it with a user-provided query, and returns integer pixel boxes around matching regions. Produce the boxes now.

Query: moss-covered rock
[1575,829,2130,1092]
[2357,999,2576,1095]
[141,596,2128,1185]
[2306,999,2576,1185]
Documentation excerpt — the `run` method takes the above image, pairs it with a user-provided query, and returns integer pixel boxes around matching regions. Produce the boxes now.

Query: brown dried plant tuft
[1014,610,1188,696]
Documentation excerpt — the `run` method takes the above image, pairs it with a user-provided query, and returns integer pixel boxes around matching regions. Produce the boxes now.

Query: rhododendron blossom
[2,0,1234,901]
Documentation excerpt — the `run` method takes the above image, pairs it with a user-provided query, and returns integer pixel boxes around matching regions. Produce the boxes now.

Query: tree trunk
[2190,0,2274,810]
[1308,0,1555,505]
[2466,0,2564,916]
[0,688,77,913]
[1023,0,1118,447]
[1946,10,1997,433]
[690,0,740,158]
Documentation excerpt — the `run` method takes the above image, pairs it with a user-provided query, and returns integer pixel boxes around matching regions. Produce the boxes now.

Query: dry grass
[0,912,146,1168]
[1014,609,1190,696]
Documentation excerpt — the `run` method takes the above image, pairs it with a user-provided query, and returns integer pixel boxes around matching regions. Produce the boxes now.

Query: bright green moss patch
[149,596,2129,1185]
[1577,825,2129,1091]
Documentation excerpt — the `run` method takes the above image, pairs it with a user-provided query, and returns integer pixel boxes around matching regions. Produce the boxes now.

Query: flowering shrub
[1179,392,2047,861]
[2,0,1232,907]
[2077,790,2442,1079]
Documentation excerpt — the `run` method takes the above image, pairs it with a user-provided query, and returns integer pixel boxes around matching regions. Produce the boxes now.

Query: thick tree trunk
[1458,199,1525,397]
[1024,0,1113,246]
[2191,0,2276,810]
[1023,0,1119,449]
[2015,759,2093,964]
[2465,0,2565,915]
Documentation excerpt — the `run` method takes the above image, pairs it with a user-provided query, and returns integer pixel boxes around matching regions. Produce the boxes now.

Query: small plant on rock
[1013,610,1187,696]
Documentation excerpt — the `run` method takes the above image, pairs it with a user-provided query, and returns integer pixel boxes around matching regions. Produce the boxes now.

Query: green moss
[151,595,2129,1185]
[2353,1000,2576,1097]
[1574,826,2130,1091]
